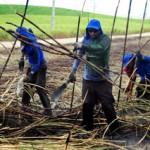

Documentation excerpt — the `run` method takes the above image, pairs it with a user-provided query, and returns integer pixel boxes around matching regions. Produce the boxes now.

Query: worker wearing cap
[69,19,119,133]
[123,51,150,99]
[16,26,52,116]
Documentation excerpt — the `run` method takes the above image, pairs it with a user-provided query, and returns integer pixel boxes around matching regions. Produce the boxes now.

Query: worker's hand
[69,69,76,83]
[136,51,143,61]
[24,72,34,83]
[74,42,83,50]
[18,57,24,71]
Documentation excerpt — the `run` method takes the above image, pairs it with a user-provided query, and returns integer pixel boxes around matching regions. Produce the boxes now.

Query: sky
[0,0,150,19]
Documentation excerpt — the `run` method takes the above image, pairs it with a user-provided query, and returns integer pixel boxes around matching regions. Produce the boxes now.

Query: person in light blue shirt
[69,19,119,132]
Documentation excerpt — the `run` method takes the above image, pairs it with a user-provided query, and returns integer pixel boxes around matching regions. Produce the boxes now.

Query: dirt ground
[0,35,150,150]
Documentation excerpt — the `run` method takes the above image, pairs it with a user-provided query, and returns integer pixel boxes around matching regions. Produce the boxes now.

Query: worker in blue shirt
[16,26,52,116]
[123,51,150,99]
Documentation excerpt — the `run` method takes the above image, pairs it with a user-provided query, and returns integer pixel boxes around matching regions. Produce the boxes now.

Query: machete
[51,79,71,102]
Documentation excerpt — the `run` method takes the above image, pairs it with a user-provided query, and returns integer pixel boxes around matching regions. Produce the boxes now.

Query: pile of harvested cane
[0,93,149,149]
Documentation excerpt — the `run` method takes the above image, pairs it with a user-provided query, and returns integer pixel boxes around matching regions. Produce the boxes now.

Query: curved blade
[51,79,71,102]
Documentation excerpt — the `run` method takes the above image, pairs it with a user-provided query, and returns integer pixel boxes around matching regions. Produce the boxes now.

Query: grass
[0,4,150,41]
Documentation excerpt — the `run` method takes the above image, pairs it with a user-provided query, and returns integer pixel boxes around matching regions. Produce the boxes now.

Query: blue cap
[84,19,103,39]
[86,19,101,30]
[123,53,135,67]
[15,26,37,41]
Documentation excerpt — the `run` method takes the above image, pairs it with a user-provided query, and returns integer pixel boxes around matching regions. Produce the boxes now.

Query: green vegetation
[0,4,150,41]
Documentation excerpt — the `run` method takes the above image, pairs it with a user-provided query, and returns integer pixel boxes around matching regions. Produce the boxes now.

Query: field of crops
[0,4,150,150]
[0,4,150,41]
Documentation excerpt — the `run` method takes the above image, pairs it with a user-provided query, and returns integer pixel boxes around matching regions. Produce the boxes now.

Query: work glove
[24,72,34,83]
[136,51,143,61]
[18,57,24,71]
[74,42,83,51]
[69,69,76,83]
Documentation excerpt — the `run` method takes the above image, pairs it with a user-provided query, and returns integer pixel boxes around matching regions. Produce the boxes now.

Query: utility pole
[51,0,55,28]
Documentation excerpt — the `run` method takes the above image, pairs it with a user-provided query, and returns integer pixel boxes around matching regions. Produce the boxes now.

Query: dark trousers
[22,62,51,110]
[82,79,119,131]
[136,76,150,99]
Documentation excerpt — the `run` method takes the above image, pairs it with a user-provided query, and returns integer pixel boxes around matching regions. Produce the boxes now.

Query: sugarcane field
[0,1,150,150]
[0,34,150,150]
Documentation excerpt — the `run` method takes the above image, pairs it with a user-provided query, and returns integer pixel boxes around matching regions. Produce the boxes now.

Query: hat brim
[86,25,100,30]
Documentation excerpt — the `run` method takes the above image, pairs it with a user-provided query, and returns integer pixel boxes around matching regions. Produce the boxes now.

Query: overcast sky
[0,0,150,19]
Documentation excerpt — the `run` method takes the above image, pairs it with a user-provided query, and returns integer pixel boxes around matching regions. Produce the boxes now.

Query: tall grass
[0,4,150,41]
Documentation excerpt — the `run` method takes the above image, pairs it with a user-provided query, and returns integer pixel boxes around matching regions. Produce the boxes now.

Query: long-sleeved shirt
[23,42,45,73]
[73,34,111,81]
[123,54,150,80]
[136,56,150,80]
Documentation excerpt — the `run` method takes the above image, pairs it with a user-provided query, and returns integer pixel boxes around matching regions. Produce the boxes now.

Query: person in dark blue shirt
[123,51,150,99]
[16,26,52,116]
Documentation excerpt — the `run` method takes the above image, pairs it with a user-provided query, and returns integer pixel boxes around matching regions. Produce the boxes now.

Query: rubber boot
[102,103,119,132]
[22,87,31,105]
[82,103,93,131]
[37,88,52,116]
[21,86,34,121]
[136,86,144,98]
